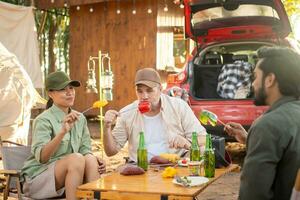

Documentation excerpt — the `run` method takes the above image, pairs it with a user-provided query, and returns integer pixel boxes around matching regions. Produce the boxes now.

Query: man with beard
[224,46,300,200]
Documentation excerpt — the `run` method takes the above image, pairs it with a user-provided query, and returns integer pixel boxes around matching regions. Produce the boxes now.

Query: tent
[0,1,43,88]
[0,42,42,145]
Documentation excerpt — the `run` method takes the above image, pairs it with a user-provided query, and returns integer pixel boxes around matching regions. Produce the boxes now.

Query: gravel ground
[196,172,241,200]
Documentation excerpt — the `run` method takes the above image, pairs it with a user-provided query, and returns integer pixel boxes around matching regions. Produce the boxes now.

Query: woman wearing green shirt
[21,71,106,200]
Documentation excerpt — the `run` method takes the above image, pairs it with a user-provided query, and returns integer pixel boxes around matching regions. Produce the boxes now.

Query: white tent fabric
[0,1,43,88]
[0,42,37,145]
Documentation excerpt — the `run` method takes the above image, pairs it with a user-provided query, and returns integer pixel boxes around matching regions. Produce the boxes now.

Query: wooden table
[76,164,239,200]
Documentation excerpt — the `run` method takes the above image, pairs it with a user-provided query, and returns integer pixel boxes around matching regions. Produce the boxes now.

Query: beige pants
[23,162,65,199]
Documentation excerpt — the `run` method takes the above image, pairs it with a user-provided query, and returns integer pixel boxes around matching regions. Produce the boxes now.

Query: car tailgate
[190,100,268,126]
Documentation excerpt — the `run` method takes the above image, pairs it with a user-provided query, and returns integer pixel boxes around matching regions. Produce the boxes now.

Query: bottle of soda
[190,132,200,161]
[137,131,148,171]
[204,134,215,178]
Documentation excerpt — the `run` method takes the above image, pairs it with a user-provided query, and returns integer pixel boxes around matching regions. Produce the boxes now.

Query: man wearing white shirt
[104,68,206,162]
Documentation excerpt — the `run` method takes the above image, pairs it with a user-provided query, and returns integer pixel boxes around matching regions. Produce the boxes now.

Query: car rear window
[192,5,279,26]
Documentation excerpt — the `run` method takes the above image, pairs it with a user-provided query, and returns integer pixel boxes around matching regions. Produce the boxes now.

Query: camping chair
[0,136,31,200]
[291,169,300,200]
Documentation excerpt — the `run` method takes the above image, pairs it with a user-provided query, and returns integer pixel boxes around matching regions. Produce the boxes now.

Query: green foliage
[35,9,70,75]
[283,0,300,16]
[282,0,300,40]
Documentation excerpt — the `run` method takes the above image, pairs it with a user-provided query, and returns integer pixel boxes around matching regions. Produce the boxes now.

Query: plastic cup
[188,161,202,176]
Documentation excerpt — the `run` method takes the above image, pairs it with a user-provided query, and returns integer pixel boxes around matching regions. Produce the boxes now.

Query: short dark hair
[257,46,300,98]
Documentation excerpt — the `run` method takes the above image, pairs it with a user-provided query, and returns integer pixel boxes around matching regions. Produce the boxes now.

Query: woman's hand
[224,122,248,144]
[97,157,106,174]
[61,111,80,134]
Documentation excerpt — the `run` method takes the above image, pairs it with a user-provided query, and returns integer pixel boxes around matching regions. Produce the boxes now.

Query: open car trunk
[190,41,273,100]
[184,0,291,44]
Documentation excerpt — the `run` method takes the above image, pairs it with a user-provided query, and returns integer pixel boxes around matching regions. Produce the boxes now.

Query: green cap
[45,71,81,91]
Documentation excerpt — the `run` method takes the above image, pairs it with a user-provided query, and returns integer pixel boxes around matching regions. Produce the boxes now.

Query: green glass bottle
[190,132,200,161]
[204,134,215,178]
[137,131,148,171]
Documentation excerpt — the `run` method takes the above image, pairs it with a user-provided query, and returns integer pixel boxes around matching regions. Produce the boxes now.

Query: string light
[116,0,121,14]
[64,2,67,7]
[89,7,94,12]
[164,0,168,12]
[76,6,80,10]
[147,0,152,14]
[180,2,184,9]
[50,0,54,3]
[132,0,136,15]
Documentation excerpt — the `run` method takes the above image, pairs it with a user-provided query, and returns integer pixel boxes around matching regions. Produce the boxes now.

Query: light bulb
[117,9,121,14]
[64,3,67,7]
[147,8,152,14]
[51,0,54,3]
[180,4,184,9]
[164,6,168,12]
[89,7,94,12]
[132,9,136,14]
[76,6,80,10]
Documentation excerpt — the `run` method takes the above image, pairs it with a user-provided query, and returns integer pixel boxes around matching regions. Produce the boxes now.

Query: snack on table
[162,167,177,178]
[119,164,145,176]
[175,176,192,187]
[150,156,171,164]
[159,153,180,163]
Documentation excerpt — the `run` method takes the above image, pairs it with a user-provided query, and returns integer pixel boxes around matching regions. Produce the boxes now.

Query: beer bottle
[190,132,200,161]
[137,131,148,171]
[204,134,215,178]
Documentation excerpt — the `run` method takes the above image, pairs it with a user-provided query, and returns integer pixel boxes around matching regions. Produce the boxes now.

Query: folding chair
[291,169,300,200]
[0,136,31,200]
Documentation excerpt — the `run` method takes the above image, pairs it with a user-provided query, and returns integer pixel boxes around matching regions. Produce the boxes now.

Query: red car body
[167,0,292,138]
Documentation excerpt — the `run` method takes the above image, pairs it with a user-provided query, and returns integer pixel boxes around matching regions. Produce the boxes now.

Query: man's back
[240,97,300,200]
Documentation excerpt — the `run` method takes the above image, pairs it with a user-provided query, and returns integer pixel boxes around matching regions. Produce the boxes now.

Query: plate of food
[177,158,189,167]
[173,176,209,187]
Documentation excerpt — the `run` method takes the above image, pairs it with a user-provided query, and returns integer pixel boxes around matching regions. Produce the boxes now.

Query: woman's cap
[135,68,161,88]
[45,71,81,91]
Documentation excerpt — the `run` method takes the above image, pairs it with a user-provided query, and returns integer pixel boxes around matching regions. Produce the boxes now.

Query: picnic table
[76,164,239,200]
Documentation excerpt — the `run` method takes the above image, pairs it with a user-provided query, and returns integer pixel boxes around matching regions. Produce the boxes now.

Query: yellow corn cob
[92,100,108,108]
[159,153,180,163]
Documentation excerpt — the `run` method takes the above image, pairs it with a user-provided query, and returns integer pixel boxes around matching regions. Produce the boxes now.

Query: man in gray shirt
[225,46,300,200]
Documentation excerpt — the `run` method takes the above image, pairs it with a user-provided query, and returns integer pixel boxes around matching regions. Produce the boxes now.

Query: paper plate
[172,176,209,187]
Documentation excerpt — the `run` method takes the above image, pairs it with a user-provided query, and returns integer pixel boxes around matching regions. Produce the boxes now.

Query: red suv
[167,0,292,138]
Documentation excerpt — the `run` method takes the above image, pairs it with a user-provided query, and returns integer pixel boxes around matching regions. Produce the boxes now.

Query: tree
[283,0,300,16]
